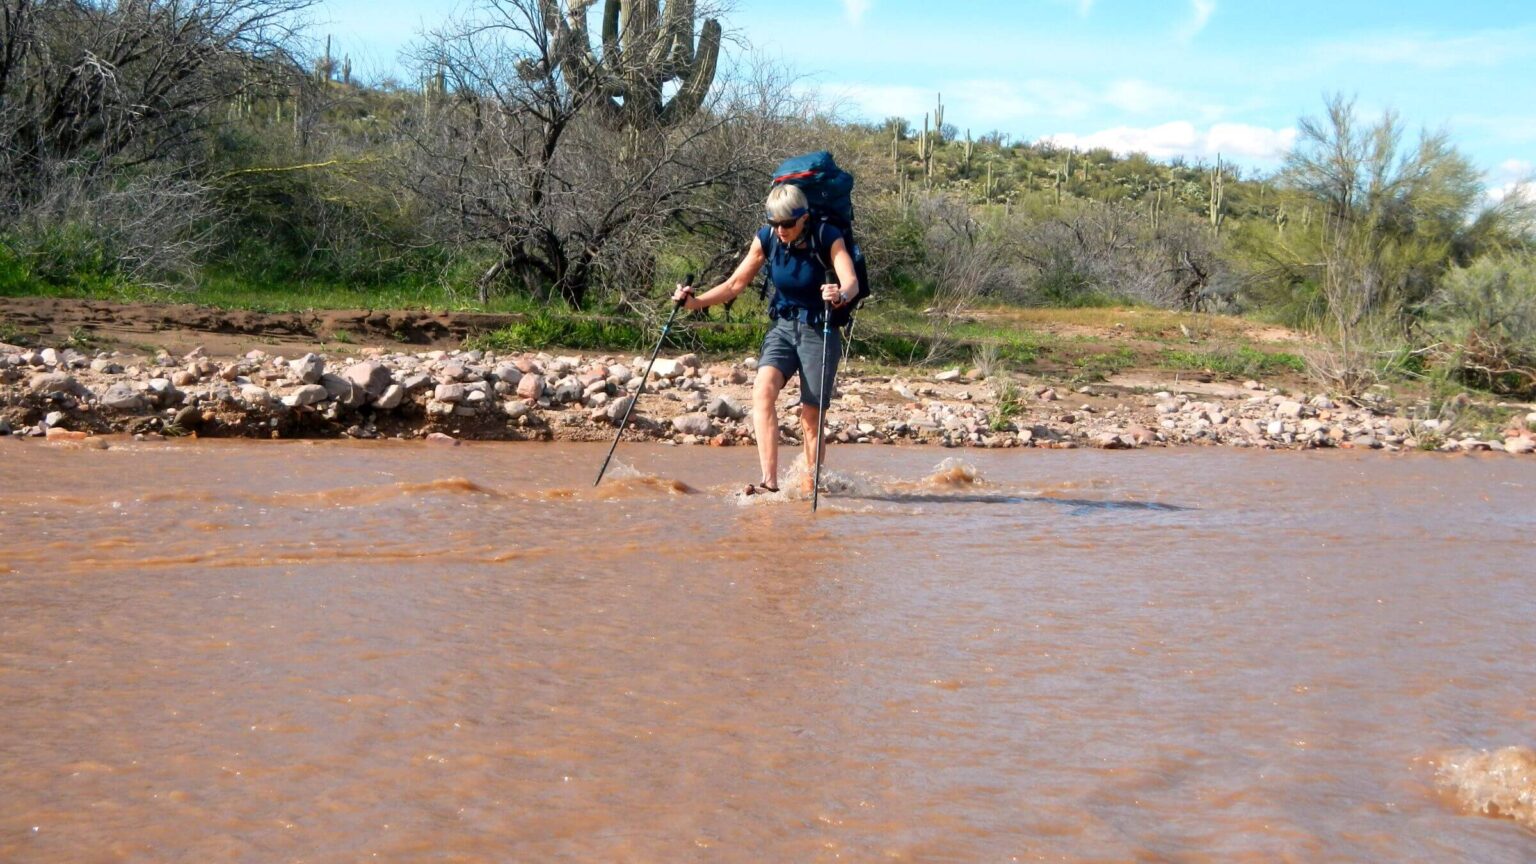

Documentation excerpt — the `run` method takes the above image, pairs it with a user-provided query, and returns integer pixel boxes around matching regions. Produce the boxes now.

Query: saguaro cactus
[534,0,722,129]
[1209,153,1225,235]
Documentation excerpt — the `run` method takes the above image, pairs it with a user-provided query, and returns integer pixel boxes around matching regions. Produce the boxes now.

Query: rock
[45,427,87,441]
[1275,400,1305,419]
[1504,436,1535,455]
[283,384,329,407]
[1351,433,1379,449]
[1038,388,1059,402]
[90,358,123,374]
[651,358,684,379]
[678,353,701,370]
[434,383,467,404]
[551,376,583,404]
[376,384,406,410]
[0,418,11,435]
[1527,411,1536,430]
[492,363,523,387]
[1090,431,1129,449]
[29,372,81,395]
[241,385,275,408]
[100,383,147,411]
[439,362,468,382]
[426,432,460,446]
[342,361,394,398]
[293,353,325,384]
[517,374,545,400]
[935,368,963,382]
[320,374,366,409]
[1125,425,1157,446]
[671,412,715,437]
[145,378,182,407]
[703,396,746,421]
[604,395,635,425]
[401,372,433,392]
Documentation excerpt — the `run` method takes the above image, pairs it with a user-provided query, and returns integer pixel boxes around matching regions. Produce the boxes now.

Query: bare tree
[403,0,773,310]
[0,0,314,198]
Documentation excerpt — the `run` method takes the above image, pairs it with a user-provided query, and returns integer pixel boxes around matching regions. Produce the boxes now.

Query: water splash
[924,457,980,487]
[1434,746,1536,829]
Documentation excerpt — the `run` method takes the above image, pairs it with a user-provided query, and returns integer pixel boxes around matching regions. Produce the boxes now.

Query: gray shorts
[760,317,843,409]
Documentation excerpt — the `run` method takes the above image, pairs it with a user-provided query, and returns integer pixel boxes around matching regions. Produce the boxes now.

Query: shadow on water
[843,493,1192,516]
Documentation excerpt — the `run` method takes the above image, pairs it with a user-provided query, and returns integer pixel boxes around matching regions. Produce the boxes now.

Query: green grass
[1159,346,1306,377]
[463,312,763,356]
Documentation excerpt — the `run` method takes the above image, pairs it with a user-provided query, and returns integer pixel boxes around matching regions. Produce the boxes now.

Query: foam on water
[1434,746,1536,829]
[923,457,980,487]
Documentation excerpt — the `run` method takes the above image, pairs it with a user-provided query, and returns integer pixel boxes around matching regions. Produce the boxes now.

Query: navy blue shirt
[757,223,843,314]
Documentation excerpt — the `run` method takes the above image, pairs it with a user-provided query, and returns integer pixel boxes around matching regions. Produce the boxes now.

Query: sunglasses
[766,216,801,229]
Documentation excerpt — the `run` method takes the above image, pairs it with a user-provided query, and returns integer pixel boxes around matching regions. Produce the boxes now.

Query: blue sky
[318,0,1534,191]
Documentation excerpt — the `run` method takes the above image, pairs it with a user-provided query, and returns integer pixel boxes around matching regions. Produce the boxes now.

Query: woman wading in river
[672,184,860,496]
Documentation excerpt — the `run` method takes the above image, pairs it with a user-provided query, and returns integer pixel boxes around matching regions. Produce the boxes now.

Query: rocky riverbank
[3,341,1535,454]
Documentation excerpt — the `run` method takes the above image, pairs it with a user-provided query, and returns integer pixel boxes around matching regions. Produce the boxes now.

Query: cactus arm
[658,17,719,126]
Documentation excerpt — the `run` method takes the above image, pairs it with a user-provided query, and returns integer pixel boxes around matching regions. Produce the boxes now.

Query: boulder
[707,395,747,421]
[320,373,366,409]
[551,376,583,404]
[342,361,394,398]
[1504,436,1535,455]
[283,384,329,407]
[434,383,467,404]
[604,395,636,425]
[29,372,82,395]
[375,384,406,411]
[517,374,545,400]
[672,412,715,437]
[100,383,147,411]
[292,353,325,384]
[145,378,182,407]
[241,385,275,409]
[650,358,684,380]
[492,363,523,387]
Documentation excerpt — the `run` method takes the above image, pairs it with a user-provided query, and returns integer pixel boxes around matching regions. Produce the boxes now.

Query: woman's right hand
[671,283,695,309]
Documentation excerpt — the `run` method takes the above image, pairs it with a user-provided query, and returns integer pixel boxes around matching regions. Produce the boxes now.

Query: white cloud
[1041,121,1295,164]
[1313,29,1535,70]
[1180,0,1216,42]
[1104,79,1186,115]
[1499,159,1534,177]
[1487,159,1535,207]
[842,0,873,27]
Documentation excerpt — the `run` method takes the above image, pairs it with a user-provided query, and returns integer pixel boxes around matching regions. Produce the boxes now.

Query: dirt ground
[0,296,509,358]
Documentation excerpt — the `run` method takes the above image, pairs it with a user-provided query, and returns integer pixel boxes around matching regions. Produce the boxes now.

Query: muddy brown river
[2,438,1534,862]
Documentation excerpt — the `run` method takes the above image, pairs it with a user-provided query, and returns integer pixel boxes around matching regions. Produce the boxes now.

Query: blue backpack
[767,151,870,328]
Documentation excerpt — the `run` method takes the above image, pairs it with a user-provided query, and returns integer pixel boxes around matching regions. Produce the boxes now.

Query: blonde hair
[765,184,808,221]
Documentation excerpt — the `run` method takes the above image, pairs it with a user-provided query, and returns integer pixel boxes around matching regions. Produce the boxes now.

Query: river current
[1,438,1533,862]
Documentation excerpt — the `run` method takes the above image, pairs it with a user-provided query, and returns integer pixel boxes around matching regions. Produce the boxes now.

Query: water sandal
[742,483,780,496]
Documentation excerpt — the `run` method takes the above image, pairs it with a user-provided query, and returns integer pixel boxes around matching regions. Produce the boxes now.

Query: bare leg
[752,366,786,488]
[799,403,822,493]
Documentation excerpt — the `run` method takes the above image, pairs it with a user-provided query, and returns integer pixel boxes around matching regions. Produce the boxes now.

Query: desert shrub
[1422,253,1536,397]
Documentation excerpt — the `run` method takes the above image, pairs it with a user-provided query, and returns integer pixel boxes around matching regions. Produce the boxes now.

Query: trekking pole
[812,299,832,512]
[594,274,692,487]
